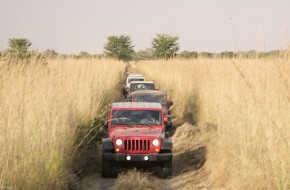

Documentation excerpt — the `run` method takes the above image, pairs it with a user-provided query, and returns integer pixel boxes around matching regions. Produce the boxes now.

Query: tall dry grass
[114,169,156,190]
[0,58,125,189]
[134,56,290,190]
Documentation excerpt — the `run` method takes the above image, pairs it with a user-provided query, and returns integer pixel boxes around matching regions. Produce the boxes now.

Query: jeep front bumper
[102,153,172,162]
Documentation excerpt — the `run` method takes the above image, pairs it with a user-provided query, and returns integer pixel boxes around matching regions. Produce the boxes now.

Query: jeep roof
[126,76,145,83]
[112,102,162,109]
[127,73,143,77]
[129,90,166,96]
[129,81,154,84]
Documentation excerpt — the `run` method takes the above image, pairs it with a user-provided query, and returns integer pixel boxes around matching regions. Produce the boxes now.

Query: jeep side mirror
[168,100,173,107]
[126,96,132,102]
[165,131,169,138]
[165,121,172,130]
[104,121,108,129]
[102,122,109,138]
[156,85,160,90]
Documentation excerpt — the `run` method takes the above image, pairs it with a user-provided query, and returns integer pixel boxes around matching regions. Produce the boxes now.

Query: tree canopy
[9,38,32,59]
[151,34,179,59]
[79,51,91,58]
[133,48,154,60]
[179,51,198,59]
[104,35,134,60]
[43,49,58,58]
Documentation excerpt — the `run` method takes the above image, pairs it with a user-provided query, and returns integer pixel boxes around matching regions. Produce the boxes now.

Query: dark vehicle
[127,90,173,116]
[102,102,173,178]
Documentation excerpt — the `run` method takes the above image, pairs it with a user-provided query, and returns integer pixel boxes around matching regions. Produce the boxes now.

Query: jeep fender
[102,138,113,150]
[161,138,172,150]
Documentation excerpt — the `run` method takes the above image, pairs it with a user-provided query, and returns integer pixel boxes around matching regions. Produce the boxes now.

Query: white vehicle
[127,73,144,78]
[123,74,146,95]
[127,81,155,94]
[126,76,145,88]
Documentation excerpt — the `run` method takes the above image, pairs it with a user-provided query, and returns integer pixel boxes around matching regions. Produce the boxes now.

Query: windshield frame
[126,77,145,84]
[128,78,145,83]
[109,108,163,127]
[129,83,155,92]
[132,94,167,105]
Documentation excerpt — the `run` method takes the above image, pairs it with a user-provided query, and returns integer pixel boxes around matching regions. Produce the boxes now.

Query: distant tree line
[177,50,281,59]
[0,36,286,63]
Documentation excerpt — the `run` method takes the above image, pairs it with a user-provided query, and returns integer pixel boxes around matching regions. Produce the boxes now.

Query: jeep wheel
[102,159,115,178]
[161,161,172,178]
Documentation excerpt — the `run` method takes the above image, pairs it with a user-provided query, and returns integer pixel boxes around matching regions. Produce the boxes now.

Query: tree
[9,38,32,59]
[199,52,213,58]
[133,48,154,60]
[220,51,234,58]
[151,34,179,59]
[179,51,198,59]
[43,49,58,58]
[104,35,134,60]
[79,51,90,58]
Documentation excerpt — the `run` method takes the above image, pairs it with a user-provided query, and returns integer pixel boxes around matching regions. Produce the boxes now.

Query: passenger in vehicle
[140,112,159,125]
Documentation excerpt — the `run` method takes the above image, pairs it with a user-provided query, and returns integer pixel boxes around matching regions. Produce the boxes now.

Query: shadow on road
[173,146,207,176]
[76,174,116,190]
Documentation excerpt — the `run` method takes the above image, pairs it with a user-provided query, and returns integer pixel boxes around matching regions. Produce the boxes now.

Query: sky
[0,0,289,54]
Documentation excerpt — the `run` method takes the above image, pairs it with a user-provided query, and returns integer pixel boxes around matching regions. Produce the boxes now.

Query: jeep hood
[110,127,163,138]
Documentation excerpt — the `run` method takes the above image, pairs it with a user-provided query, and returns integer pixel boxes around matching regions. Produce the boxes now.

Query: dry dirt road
[76,123,208,190]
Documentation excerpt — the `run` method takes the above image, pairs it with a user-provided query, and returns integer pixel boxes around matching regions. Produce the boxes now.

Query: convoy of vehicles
[101,73,174,179]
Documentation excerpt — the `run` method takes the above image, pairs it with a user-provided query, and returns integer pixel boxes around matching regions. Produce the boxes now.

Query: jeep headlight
[152,139,159,147]
[116,139,122,146]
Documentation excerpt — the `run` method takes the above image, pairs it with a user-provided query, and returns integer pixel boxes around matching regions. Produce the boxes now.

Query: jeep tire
[102,159,114,178]
[161,160,172,178]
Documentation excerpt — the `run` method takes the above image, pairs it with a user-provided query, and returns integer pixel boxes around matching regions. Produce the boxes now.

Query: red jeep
[102,102,173,178]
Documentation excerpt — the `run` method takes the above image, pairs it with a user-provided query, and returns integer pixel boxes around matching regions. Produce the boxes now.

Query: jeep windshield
[128,78,144,83]
[130,83,155,92]
[133,94,166,105]
[111,110,162,126]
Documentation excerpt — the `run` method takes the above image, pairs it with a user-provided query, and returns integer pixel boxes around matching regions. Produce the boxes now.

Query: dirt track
[76,174,172,190]
[76,66,207,189]
[76,123,207,190]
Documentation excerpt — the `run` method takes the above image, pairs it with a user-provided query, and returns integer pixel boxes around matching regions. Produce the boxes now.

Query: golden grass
[0,57,125,189]
[134,57,290,190]
[115,168,156,190]
[170,123,208,190]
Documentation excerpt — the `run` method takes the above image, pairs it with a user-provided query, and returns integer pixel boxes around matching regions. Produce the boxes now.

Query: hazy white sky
[0,0,289,54]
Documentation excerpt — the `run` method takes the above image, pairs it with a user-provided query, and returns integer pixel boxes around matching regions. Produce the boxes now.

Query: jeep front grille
[124,139,151,151]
